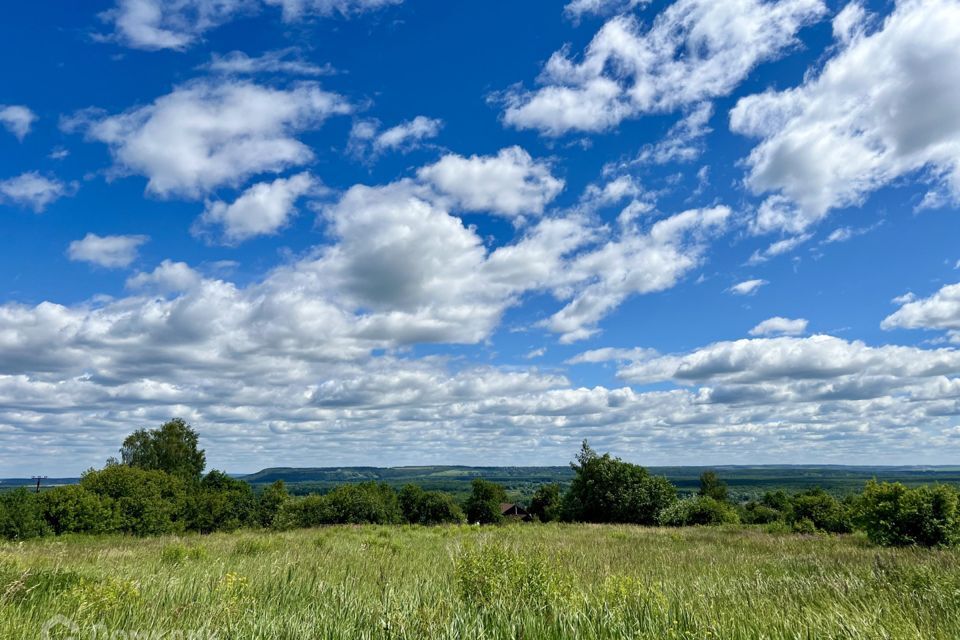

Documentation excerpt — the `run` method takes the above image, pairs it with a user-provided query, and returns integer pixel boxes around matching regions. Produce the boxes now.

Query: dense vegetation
[3,525,960,639]
[2,421,959,550]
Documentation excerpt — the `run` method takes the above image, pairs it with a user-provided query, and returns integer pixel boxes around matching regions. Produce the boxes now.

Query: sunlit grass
[2,524,959,639]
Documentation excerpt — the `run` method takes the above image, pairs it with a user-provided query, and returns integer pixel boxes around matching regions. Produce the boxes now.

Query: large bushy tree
[465,478,508,524]
[120,418,206,482]
[80,464,187,536]
[399,484,465,524]
[528,483,562,523]
[856,480,960,547]
[562,441,676,524]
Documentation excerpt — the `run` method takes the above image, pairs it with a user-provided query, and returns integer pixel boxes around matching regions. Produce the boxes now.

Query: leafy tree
[399,484,465,524]
[698,471,729,502]
[324,482,402,525]
[739,500,783,524]
[659,496,740,526]
[187,470,257,533]
[0,488,48,540]
[465,478,508,524]
[528,483,562,523]
[120,418,206,482]
[855,480,960,547]
[789,488,851,534]
[80,465,187,536]
[257,480,289,528]
[38,485,116,535]
[562,441,676,524]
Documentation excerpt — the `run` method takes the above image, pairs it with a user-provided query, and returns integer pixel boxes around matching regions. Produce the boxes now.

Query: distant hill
[241,464,960,499]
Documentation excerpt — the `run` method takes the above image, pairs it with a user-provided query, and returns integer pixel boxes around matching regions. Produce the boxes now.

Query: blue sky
[3,0,960,475]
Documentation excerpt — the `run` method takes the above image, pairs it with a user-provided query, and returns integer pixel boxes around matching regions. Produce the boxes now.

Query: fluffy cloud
[749,316,808,336]
[72,80,349,198]
[543,206,730,342]
[746,232,812,264]
[882,282,960,342]
[0,172,71,212]
[732,0,960,233]
[348,116,442,159]
[503,0,825,135]
[104,0,401,50]
[196,172,317,243]
[68,233,149,268]
[0,105,37,140]
[417,146,564,219]
[103,0,256,50]
[729,278,767,295]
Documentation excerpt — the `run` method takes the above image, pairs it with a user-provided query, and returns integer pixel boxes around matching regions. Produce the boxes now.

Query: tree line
[1,420,958,548]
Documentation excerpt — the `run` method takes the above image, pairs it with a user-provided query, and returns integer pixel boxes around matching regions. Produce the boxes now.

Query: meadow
[2,524,959,640]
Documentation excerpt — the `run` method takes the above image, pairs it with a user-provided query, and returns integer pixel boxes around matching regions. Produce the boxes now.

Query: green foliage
[454,543,573,612]
[398,484,465,524]
[562,441,677,524]
[855,480,960,547]
[273,482,403,528]
[186,470,257,533]
[119,417,206,482]
[0,488,47,540]
[528,483,562,522]
[464,478,508,524]
[658,496,740,527]
[698,470,730,502]
[739,500,783,525]
[256,480,289,528]
[38,485,116,535]
[160,542,206,564]
[789,488,852,534]
[80,465,187,536]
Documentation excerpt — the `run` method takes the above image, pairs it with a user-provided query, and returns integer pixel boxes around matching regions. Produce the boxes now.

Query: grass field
[2,525,959,640]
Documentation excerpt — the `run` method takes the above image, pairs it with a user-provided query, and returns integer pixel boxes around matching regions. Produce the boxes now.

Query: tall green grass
[2,524,958,639]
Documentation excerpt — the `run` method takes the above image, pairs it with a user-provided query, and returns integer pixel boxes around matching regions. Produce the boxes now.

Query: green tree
[399,484,465,524]
[855,480,960,547]
[80,465,187,536]
[120,418,206,482]
[698,471,729,502]
[38,485,117,535]
[790,488,851,534]
[562,441,677,524]
[528,483,562,523]
[659,496,740,526]
[465,478,508,524]
[0,488,48,540]
[257,480,289,528]
[186,470,257,533]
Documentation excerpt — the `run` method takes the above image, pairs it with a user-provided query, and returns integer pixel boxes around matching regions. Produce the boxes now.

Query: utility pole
[31,475,47,494]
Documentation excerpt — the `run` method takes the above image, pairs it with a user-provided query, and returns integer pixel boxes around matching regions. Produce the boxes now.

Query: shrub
[464,479,508,524]
[658,496,740,527]
[528,484,562,523]
[0,488,48,540]
[80,465,187,536]
[256,480,289,528]
[855,480,960,547]
[562,441,677,524]
[38,485,117,535]
[324,482,402,525]
[399,485,465,524]
[790,488,851,534]
[740,501,783,525]
[187,470,257,533]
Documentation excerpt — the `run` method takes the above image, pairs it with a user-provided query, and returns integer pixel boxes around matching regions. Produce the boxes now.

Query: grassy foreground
[2,525,959,639]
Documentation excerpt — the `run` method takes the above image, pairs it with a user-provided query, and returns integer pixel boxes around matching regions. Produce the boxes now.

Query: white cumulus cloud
[0,105,37,140]
[68,233,149,268]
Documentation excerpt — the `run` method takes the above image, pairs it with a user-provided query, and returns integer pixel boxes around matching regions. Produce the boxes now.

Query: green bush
[855,480,960,547]
[399,484,465,524]
[528,483,562,523]
[562,441,677,524]
[0,488,48,540]
[464,478,508,524]
[789,488,851,534]
[38,485,117,535]
[658,496,739,527]
[256,480,289,528]
[80,465,187,536]
[740,501,783,525]
[187,470,257,533]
